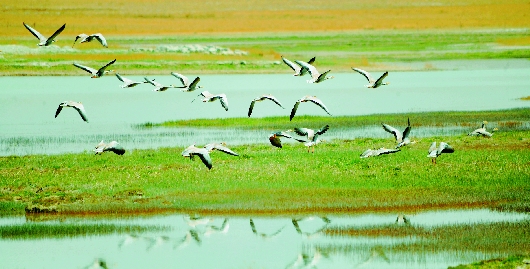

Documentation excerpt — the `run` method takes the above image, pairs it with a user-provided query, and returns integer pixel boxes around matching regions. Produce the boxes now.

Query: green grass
[1,29,529,75]
[0,223,168,239]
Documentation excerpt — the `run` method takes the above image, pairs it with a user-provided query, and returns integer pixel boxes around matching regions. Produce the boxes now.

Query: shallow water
[0,209,528,269]
[0,67,529,155]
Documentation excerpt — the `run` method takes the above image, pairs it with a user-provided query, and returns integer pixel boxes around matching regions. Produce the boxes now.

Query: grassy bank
[1,109,529,215]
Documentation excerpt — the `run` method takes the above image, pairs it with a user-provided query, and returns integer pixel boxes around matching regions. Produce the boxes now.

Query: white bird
[294,60,334,83]
[281,56,315,76]
[73,59,116,78]
[352,68,389,88]
[171,72,202,92]
[182,143,237,169]
[84,258,108,269]
[395,213,410,225]
[294,125,330,153]
[115,73,146,88]
[248,94,284,117]
[73,33,108,48]
[382,118,416,148]
[193,91,228,111]
[23,22,66,46]
[290,95,331,121]
[55,101,88,122]
[268,130,305,148]
[427,142,454,164]
[93,140,125,155]
[143,77,176,92]
[468,121,497,137]
[360,147,400,158]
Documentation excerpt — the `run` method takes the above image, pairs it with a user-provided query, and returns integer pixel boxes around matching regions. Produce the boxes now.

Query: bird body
[203,142,239,156]
[194,91,228,111]
[171,72,202,92]
[428,142,454,164]
[294,60,334,83]
[73,33,108,48]
[182,143,238,169]
[73,59,116,78]
[281,56,315,76]
[55,101,88,122]
[248,94,284,117]
[352,68,389,88]
[116,73,146,88]
[290,96,331,121]
[360,148,400,158]
[94,140,125,155]
[268,130,305,148]
[23,22,66,46]
[144,77,176,91]
[468,121,497,137]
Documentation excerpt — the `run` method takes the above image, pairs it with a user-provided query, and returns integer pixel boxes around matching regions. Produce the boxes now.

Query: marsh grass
[0,222,168,239]
[324,221,530,255]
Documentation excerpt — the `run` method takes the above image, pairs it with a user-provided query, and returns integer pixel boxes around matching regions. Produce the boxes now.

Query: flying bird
[294,125,330,153]
[93,140,125,155]
[193,91,228,111]
[23,22,66,46]
[171,72,202,92]
[468,121,497,137]
[360,148,400,158]
[115,73,146,88]
[381,118,416,148]
[281,56,315,76]
[144,77,176,92]
[294,60,334,83]
[290,96,331,121]
[352,68,389,88]
[248,94,284,117]
[73,33,108,48]
[427,142,454,164]
[268,130,305,148]
[73,59,116,78]
[55,101,88,122]
[182,143,238,170]
[395,214,410,225]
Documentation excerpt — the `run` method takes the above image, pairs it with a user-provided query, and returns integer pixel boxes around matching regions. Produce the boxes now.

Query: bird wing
[373,71,389,87]
[105,141,125,155]
[90,33,108,47]
[45,23,66,46]
[96,59,116,77]
[381,123,402,142]
[316,124,330,136]
[72,34,87,47]
[54,103,64,118]
[188,77,201,91]
[377,148,400,155]
[193,149,212,170]
[171,72,189,86]
[263,95,284,108]
[352,68,374,83]
[294,127,310,137]
[73,63,98,75]
[360,149,374,158]
[23,22,46,42]
[115,73,125,82]
[307,56,316,65]
[248,100,256,117]
[307,96,331,116]
[72,102,89,122]
[428,142,438,157]
[144,77,161,87]
[402,126,412,140]
[316,70,332,83]
[217,94,229,111]
[438,142,455,154]
[295,60,320,80]
[281,56,301,74]
[204,143,239,156]
[289,100,301,121]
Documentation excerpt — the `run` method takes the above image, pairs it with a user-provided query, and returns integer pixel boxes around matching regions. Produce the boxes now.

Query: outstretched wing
[293,127,310,137]
[289,100,301,121]
[96,59,116,77]
[295,60,320,80]
[316,124,330,136]
[248,100,256,117]
[218,94,228,111]
[281,56,301,74]
[204,143,239,156]
[23,22,46,42]
[171,72,189,86]
[381,123,402,142]
[72,103,89,122]
[194,151,212,170]
[352,68,374,83]
[54,104,63,118]
[188,77,201,91]
[73,63,98,75]
[45,23,66,46]
[373,71,389,88]
[307,96,331,116]
[438,142,455,154]
[263,95,284,108]
[90,33,108,47]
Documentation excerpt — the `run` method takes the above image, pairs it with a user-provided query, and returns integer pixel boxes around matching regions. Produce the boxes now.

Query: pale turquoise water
[0,209,528,269]
[0,67,529,155]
